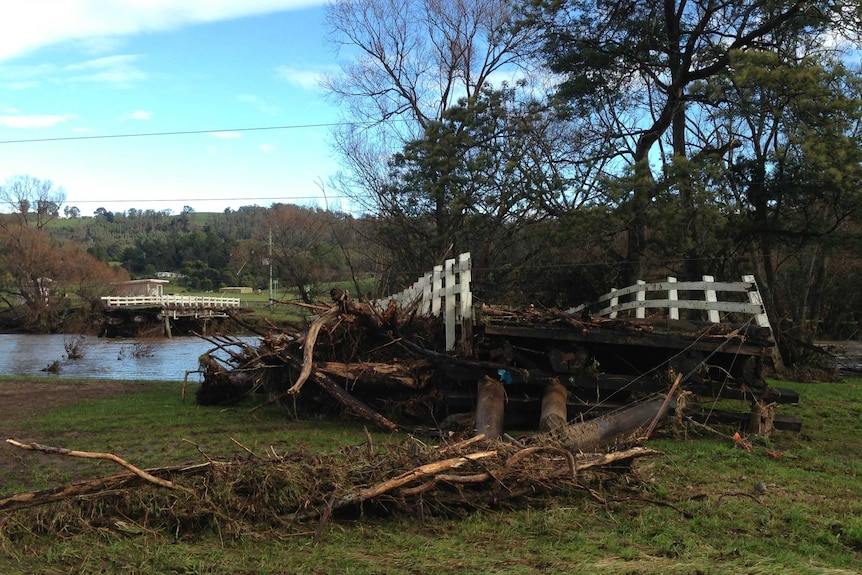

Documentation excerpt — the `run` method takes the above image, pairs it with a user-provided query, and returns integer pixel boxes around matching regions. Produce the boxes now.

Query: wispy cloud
[0,113,71,128]
[126,110,152,120]
[238,93,282,116]
[258,144,275,153]
[0,1,329,63]
[275,65,326,90]
[64,54,147,85]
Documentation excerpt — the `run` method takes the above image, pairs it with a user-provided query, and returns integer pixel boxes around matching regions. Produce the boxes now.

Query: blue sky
[0,0,351,215]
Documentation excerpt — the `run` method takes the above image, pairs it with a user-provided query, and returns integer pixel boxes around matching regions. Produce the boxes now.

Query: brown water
[0,334,258,381]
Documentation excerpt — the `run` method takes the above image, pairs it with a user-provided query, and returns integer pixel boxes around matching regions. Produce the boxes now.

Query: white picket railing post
[458,252,472,322]
[431,264,443,318]
[743,274,771,328]
[421,272,433,315]
[609,288,619,319]
[635,280,646,319]
[667,276,679,320]
[703,275,720,323]
[443,257,457,351]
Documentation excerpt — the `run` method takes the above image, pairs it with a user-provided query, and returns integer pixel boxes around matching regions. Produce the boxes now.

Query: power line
[67,195,352,205]
[0,122,352,145]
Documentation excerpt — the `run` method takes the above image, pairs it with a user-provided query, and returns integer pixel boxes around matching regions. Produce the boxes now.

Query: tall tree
[323,0,535,247]
[380,84,599,295]
[264,204,346,304]
[713,50,862,341]
[523,0,841,284]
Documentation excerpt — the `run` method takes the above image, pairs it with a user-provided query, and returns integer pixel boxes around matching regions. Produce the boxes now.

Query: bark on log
[317,360,432,389]
[551,398,668,452]
[475,376,505,439]
[539,381,569,432]
[311,369,399,432]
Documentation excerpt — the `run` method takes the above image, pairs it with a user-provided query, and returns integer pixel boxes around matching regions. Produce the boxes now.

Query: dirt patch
[1,380,152,492]
[0,379,149,423]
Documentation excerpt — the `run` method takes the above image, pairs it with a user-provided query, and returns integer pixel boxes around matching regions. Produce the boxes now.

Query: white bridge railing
[567,275,771,328]
[101,295,241,309]
[377,252,472,351]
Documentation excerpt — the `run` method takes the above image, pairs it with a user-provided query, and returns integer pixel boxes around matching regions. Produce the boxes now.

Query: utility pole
[268,229,273,310]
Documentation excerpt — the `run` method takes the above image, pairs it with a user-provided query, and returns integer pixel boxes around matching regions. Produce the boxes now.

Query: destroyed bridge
[195,253,800,438]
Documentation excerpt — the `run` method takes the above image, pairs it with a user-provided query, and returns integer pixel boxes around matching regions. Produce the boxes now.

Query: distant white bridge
[101,295,241,311]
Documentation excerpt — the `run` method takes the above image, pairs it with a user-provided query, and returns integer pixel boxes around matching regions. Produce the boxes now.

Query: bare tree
[323,0,535,213]
[0,175,66,229]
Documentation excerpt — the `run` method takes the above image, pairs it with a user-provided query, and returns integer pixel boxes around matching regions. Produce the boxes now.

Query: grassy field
[1,377,861,574]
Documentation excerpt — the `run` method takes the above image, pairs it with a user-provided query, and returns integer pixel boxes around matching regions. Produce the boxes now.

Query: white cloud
[238,93,281,115]
[64,54,147,85]
[0,1,329,62]
[0,113,70,128]
[258,144,275,153]
[275,65,326,90]
[120,110,153,120]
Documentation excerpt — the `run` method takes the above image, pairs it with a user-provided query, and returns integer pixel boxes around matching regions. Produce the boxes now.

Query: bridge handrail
[101,295,241,308]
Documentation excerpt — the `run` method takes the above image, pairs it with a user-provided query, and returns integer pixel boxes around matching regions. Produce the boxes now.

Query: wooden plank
[595,299,764,317]
[668,276,679,320]
[481,323,772,357]
[703,275,720,323]
[444,257,457,351]
[635,280,646,319]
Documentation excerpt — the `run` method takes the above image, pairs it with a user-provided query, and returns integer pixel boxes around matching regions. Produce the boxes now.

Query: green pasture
[1,377,861,574]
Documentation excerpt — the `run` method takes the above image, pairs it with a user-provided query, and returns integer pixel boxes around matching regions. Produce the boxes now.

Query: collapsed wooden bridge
[195,253,800,436]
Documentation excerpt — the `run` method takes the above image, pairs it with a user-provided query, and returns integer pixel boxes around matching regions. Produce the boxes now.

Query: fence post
[444,257,457,351]
[609,288,619,319]
[417,272,430,315]
[458,253,473,355]
[667,276,679,320]
[703,275,720,323]
[742,275,770,328]
[636,280,646,319]
[431,265,443,318]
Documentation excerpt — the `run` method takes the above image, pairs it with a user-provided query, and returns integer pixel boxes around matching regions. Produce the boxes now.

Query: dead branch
[288,450,498,521]
[0,462,211,512]
[312,369,399,432]
[286,305,340,395]
[6,439,181,490]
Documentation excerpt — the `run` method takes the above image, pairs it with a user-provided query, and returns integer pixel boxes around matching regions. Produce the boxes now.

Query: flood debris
[1,421,659,539]
[193,287,800,437]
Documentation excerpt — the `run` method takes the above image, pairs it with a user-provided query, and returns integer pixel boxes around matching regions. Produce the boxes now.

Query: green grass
[1,378,862,574]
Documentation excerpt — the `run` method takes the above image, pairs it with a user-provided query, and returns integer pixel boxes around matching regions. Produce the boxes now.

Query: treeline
[47,205,367,300]
[1,175,860,347]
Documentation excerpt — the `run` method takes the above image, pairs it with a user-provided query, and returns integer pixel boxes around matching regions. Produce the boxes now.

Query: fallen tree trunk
[317,360,433,390]
[312,369,399,432]
[550,398,670,452]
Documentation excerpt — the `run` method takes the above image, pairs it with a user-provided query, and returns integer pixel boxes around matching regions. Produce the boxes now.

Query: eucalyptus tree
[522,0,852,285]
[709,50,862,340]
[379,82,607,297]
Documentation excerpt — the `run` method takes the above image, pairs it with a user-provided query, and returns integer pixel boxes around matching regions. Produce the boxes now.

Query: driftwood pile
[1,429,660,540]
